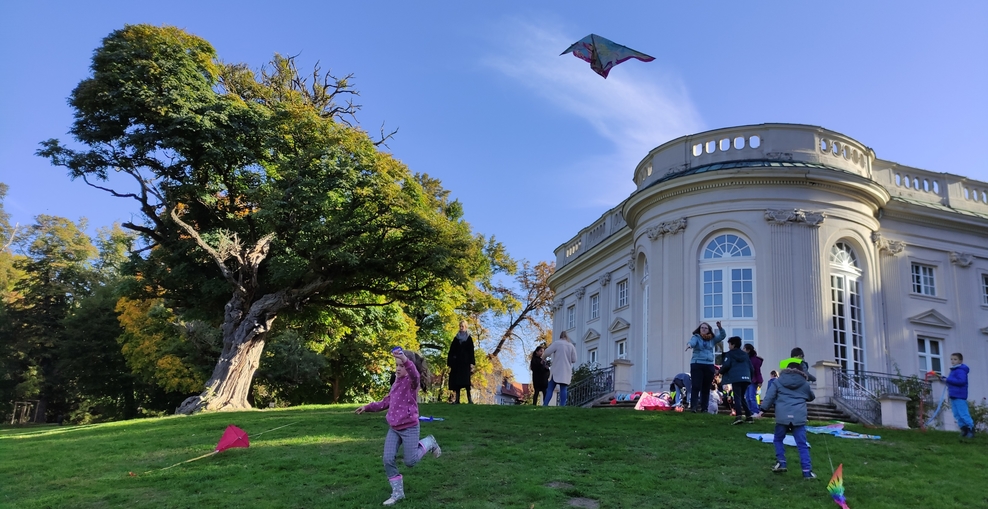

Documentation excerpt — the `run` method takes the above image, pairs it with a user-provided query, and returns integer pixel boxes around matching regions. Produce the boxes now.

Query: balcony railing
[566,365,615,407]
[831,369,932,427]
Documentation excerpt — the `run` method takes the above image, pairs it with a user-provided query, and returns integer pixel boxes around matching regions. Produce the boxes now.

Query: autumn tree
[39,25,489,414]
[488,261,555,360]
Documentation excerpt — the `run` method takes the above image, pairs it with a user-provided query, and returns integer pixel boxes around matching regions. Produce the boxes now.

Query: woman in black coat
[446,320,476,404]
[529,344,550,405]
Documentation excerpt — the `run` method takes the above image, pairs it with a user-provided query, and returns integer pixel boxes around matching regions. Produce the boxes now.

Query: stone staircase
[592,398,857,423]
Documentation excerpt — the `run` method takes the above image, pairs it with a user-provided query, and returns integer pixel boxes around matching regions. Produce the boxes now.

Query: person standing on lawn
[446,320,476,404]
[944,352,975,439]
[760,362,816,480]
[744,343,764,417]
[687,321,725,413]
[720,336,754,424]
[542,331,577,406]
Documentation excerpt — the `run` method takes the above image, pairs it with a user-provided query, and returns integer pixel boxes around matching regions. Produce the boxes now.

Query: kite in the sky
[560,34,655,78]
[827,463,850,509]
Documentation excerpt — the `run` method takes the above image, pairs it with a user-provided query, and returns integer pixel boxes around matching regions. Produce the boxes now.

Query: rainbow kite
[560,34,655,78]
[827,463,849,508]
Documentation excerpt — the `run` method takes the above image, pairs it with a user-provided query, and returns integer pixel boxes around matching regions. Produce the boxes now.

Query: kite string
[924,384,948,428]
[253,421,300,438]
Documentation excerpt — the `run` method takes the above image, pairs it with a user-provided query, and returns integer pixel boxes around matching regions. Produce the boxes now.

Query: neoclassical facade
[548,124,988,404]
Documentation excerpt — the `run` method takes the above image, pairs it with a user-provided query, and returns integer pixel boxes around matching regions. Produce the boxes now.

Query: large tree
[39,25,485,414]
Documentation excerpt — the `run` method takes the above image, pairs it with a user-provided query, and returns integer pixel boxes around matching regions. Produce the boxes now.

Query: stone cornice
[624,169,889,228]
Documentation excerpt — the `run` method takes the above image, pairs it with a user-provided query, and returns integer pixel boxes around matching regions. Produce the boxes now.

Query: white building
[548,123,988,408]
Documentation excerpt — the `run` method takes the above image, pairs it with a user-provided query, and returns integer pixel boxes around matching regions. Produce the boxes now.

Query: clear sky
[2,1,986,383]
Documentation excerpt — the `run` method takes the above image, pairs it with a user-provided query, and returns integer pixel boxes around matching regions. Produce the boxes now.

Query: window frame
[566,305,576,330]
[616,279,629,309]
[910,262,937,296]
[588,347,598,366]
[699,233,756,326]
[917,335,944,376]
[589,293,600,321]
[616,339,627,360]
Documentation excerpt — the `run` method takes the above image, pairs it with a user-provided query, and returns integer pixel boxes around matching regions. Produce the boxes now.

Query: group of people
[353,318,976,504]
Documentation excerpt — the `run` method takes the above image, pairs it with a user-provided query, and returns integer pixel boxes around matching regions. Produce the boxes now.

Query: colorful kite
[827,464,850,509]
[153,424,250,472]
[560,34,655,78]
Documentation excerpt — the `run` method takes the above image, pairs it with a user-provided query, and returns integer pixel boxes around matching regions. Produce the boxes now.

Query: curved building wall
[550,123,988,405]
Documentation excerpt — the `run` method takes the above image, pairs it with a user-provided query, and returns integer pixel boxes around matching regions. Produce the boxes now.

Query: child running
[355,348,442,505]
[760,362,816,479]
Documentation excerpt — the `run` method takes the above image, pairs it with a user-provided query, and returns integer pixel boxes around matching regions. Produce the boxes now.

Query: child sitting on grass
[355,348,442,505]
[760,362,816,479]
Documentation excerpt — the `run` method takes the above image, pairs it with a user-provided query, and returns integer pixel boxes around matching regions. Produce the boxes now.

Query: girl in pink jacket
[356,349,441,505]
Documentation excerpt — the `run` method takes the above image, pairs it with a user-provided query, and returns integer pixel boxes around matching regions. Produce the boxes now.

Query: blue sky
[2,2,986,382]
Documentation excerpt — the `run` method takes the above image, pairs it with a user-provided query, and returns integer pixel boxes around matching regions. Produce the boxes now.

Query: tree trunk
[175,292,284,414]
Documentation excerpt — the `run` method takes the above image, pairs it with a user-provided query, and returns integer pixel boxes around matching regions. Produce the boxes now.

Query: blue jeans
[774,423,812,473]
[544,378,569,406]
[732,382,752,418]
[951,398,974,429]
[745,384,760,414]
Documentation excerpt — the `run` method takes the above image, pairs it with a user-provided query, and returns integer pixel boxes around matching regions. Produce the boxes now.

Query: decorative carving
[646,217,688,240]
[872,232,906,255]
[803,211,826,226]
[598,273,611,287]
[575,287,586,300]
[764,209,826,227]
[627,250,636,271]
[949,252,974,268]
[550,300,564,312]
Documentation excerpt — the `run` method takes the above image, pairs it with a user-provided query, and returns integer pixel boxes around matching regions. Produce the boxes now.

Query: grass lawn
[1,404,985,508]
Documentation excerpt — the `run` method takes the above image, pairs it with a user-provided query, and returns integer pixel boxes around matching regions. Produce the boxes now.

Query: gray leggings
[383,424,423,478]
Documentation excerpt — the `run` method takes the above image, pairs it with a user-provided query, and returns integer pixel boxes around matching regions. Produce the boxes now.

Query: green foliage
[2,406,987,508]
[969,398,988,434]
[569,361,599,387]
[890,371,933,428]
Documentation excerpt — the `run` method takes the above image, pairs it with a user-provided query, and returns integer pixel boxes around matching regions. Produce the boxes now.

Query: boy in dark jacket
[720,336,754,424]
[760,362,816,479]
[944,352,974,438]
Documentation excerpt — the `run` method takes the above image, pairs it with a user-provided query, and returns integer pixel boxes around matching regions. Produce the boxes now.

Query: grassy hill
[1,404,985,508]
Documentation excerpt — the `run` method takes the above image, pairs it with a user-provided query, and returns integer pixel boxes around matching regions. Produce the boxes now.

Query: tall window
[566,305,575,330]
[616,340,627,359]
[982,274,988,305]
[911,264,936,296]
[917,337,943,375]
[588,348,598,366]
[831,242,865,372]
[700,233,756,341]
[616,279,628,308]
[589,293,599,320]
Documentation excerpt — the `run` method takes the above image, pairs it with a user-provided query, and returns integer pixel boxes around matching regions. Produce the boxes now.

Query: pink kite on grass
[156,424,249,471]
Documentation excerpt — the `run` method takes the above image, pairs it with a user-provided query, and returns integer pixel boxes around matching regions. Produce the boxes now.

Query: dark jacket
[749,354,764,385]
[530,354,550,389]
[945,363,970,400]
[720,348,752,385]
[760,367,815,426]
[447,334,475,391]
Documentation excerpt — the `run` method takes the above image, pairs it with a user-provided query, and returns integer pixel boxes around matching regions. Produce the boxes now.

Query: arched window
[700,233,757,348]
[830,242,865,373]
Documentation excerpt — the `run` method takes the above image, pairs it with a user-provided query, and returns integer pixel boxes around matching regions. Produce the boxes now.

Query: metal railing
[566,366,615,407]
[831,369,933,427]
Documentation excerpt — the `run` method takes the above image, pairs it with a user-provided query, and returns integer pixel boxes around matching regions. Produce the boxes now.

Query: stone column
[612,358,634,393]
[929,378,957,431]
[878,394,911,429]
[812,360,842,403]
